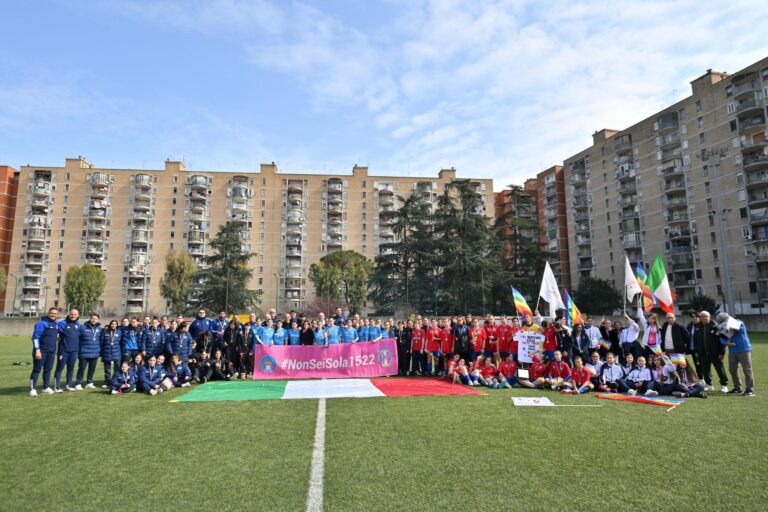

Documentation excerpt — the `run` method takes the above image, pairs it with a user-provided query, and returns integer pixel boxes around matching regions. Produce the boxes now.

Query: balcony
[189,246,204,256]
[575,222,590,235]
[32,182,52,197]
[25,257,44,266]
[665,180,686,193]
[379,215,394,226]
[378,194,394,206]
[30,199,51,212]
[543,183,556,197]
[327,179,343,190]
[618,182,637,195]
[756,252,768,264]
[231,186,250,199]
[739,116,766,136]
[616,165,636,181]
[85,257,103,266]
[614,136,633,152]
[661,148,683,162]
[758,278,768,299]
[26,243,45,254]
[657,113,679,134]
[621,209,639,220]
[671,255,694,271]
[659,133,681,149]
[576,234,591,246]
[664,196,687,208]
[28,228,46,241]
[622,235,643,249]
[578,259,593,270]
[667,212,689,224]
[328,216,342,226]
[131,230,149,244]
[736,95,764,116]
[748,191,768,207]
[85,244,104,254]
[287,180,303,193]
[286,237,302,247]
[620,221,640,235]
[129,254,148,266]
[287,224,302,236]
[133,200,150,212]
[285,278,301,290]
[190,198,207,213]
[733,78,759,98]
[618,196,638,207]
[661,159,685,177]
[572,198,588,209]
[744,153,768,171]
[741,136,768,153]
[87,220,106,232]
[750,208,768,226]
[669,229,691,240]
[288,192,303,204]
[231,213,248,224]
[189,175,208,189]
[746,172,768,188]
[188,231,205,243]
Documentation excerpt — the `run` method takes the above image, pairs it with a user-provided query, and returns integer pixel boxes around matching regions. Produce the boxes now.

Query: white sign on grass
[514,331,545,363]
[512,397,554,407]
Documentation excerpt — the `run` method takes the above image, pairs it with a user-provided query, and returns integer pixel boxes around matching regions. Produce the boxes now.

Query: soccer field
[2,335,767,511]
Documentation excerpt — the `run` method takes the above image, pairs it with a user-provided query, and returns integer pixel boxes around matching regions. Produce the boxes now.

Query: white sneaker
[628,389,637,396]
[704,385,714,392]
[85,383,95,389]
[66,385,77,392]
[181,382,191,388]
[30,389,38,397]
[54,388,63,393]
[74,384,83,391]
[149,389,158,396]
[644,390,659,397]
[111,390,119,395]
[43,387,55,395]
[101,384,108,389]
[720,385,728,393]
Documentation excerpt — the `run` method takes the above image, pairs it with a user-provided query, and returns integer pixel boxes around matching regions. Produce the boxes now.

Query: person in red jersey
[546,350,573,390]
[508,317,523,361]
[519,351,548,389]
[540,320,558,360]
[498,352,519,388]
[497,316,513,360]
[562,355,593,394]
[446,353,460,383]
[425,319,443,376]
[480,356,499,388]
[468,354,487,386]
[410,324,426,376]
[440,318,454,374]
[469,319,486,359]
[483,316,499,362]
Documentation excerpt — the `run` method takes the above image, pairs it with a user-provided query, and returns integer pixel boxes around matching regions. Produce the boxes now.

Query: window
[699,133,705,144]
[60,229,65,236]
[696,269,702,279]
[712,249,718,261]
[258,278,263,285]
[362,202,366,209]
[171,220,176,227]
[65,184,69,192]
[714,267,721,278]
[261,178,266,186]
[362,213,366,220]
[172,198,176,205]
[697,117,704,128]
[59,241,63,249]
[606,212,611,221]
[740,207,748,219]
[750,282,757,293]
[736,173,744,185]
[362,191,366,199]
[607,225,612,234]
[710,232,717,243]
[362,245,367,253]
[706,198,713,210]
[608,239,613,248]
[703,164,708,177]
[695,100,702,112]
[708,214,715,227]
[705,181,711,193]
[609,252,614,261]
[716,285,723,295]
[66,172,71,180]
[171,208,176,216]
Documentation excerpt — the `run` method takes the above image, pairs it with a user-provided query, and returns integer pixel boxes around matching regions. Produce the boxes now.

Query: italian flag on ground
[173,378,484,402]
[645,254,675,313]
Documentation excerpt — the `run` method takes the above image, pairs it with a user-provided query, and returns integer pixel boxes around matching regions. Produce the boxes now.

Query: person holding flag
[638,306,663,358]
[538,262,565,319]
[645,254,675,314]
[511,286,533,319]
[563,289,583,327]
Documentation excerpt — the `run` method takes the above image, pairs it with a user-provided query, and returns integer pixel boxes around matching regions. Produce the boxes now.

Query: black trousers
[700,352,728,386]
[397,347,409,374]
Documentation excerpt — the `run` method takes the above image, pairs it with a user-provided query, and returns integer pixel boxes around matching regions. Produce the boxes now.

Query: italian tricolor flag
[646,254,675,313]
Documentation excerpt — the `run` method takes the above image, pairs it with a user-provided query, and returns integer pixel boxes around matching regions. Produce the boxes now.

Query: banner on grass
[252,339,398,379]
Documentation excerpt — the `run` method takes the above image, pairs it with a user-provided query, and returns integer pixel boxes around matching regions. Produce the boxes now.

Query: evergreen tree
[191,223,261,313]
[309,250,372,315]
[63,264,106,314]
[573,276,622,315]
[159,251,197,315]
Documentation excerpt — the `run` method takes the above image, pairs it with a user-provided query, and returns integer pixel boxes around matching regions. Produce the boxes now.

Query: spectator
[695,311,728,393]
[76,313,102,390]
[55,308,84,392]
[29,307,60,396]
[716,313,754,397]
[100,320,122,389]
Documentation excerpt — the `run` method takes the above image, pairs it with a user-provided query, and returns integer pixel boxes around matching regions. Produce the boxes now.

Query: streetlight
[8,273,18,315]
[698,148,735,314]
[273,273,280,313]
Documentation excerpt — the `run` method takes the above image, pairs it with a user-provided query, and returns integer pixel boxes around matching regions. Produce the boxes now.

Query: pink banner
[251,339,399,379]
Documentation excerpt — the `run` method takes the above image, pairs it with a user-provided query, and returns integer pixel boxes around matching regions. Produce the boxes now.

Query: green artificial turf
[2,335,767,511]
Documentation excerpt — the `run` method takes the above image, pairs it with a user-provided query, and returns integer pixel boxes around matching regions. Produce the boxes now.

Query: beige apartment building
[6,158,494,316]
[564,57,768,314]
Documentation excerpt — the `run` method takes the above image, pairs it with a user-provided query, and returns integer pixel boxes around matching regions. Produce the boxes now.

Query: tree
[63,264,106,314]
[159,252,197,315]
[0,266,6,295]
[309,250,373,315]
[191,223,262,313]
[688,294,720,315]
[433,180,504,315]
[573,277,622,315]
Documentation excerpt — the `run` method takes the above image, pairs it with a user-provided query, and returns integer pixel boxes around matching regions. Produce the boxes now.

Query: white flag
[539,261,565,318]
[624,256,642,302]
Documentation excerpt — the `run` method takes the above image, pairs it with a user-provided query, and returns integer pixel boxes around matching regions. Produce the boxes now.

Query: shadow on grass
[0,385,36,396]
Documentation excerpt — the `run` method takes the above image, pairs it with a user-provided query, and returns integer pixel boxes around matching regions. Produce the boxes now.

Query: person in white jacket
[617,355,657,396]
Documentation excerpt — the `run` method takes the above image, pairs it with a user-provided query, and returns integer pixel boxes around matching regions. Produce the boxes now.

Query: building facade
[6,158,494,316]
[536,166,571,291]
[0,166,19,312]
[564,57,768,314]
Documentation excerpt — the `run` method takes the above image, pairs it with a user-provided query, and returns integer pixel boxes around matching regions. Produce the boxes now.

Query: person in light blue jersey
[325,319,341,345]
[358,319,370,343]
[340,320,358,343]
[367,319,383,343]
[272,320,287,346]
[312,320,328,346]
[287,321,301,346]
[260,318,275,346]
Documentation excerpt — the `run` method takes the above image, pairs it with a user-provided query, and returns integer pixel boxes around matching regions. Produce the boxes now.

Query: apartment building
[0,166,19,311]
[6,158,494,316]
[495,178,539,271]
[563,57,768,314]
[536,166,571,291]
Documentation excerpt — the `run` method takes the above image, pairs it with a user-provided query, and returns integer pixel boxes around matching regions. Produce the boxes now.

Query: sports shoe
[699,391,707,399]
[54,388,63,393]
[704,385,714,392]
[111,390,119,395]
[85,383,95,389]
[743,390,755,397]
[181,382,191,388]
[720,385,729,393]
[66,385,76,392]
[149,389,158,396]
[30,389,38,397]
[42,388,55,395]
[101,384,108,389]
[728,388,743,394]
[74,384,83,391]
[672,391,689,398]
[627,389,637,396]
[644,390,659,397]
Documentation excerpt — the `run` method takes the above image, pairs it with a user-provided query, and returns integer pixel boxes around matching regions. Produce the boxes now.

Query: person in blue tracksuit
[140,318,165,358]
[54,309,84,392]
[287,321,301,346]
[210,311,229,355]
[168,323,193,362]
[189,309,212,344]
[76,313,102,389]
[163,320,178,358]
[110,361,137,395]
[29,308,61,396]
[169,353,192,387]
[120,318,142,362]
[100,319,122,388]
[138,354,166,395]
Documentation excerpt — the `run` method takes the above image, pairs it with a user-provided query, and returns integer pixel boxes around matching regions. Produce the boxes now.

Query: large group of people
[28,304,755,398]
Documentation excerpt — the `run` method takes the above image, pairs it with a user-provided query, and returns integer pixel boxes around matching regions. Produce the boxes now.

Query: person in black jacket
[396,321,410,376]
[686,312,704,379]
[299,321,315,346]
[659,312,690,354]
[695,311,728,392]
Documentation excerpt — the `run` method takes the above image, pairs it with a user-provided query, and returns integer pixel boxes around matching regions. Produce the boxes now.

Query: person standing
[76,313,102,389]
[100,320,122,389]
[695,311,728,393]
[29,308,60,396]
[716,313,754,396]
[54,308,84,392]
[686,312,704,378]
[189,309,212,344]
[659,312,689,356]
[140,318,165,359]
[397,321,411,376]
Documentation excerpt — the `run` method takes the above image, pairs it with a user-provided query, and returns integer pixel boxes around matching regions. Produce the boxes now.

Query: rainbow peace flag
[669,353,686,365]
[563,288,583,327]
[650,343,662,355]
[635,262,655,313]
[511,286,533,319]
[599,337,612,350]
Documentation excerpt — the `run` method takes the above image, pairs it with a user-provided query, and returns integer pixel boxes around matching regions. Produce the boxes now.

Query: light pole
[273,273,280,313]
[700,148,735,314]
[8,273,18,315]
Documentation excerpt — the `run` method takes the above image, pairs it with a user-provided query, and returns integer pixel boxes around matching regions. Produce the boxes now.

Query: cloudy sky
[1,0,766,189]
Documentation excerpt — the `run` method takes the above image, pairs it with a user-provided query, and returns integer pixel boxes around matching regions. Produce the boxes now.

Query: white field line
[306,397,327,512]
